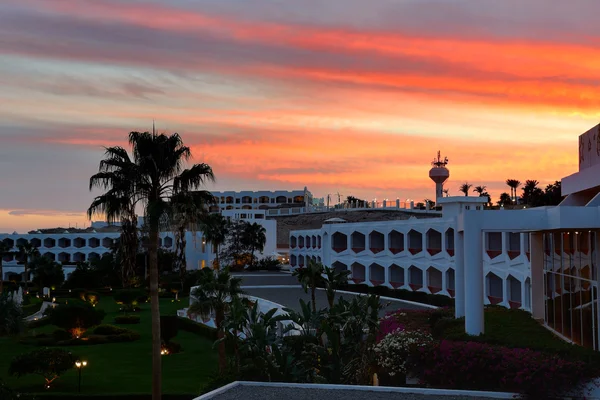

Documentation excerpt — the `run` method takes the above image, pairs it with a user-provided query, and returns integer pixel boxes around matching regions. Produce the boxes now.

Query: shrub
[114,289,146,312]
[93,324,130,335]
[247,257,282,271]
[373,329,433,378]
[45,303,106,338]
[114,315,140,324]
[51,329,72,341]
[413,340,595,398]
[9,348,77,389]
[331,283,454,307]
[160,316,179,343]
[0,293,24,336]
[178,317,218,340]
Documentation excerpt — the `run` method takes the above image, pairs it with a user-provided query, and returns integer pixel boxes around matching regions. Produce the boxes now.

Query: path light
[75,360,88,393]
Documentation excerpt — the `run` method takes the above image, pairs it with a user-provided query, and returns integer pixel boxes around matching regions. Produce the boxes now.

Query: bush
[52,329,72,341]
[374,329,433,379]
[114,315,140,324]
[93,324,130,335]
[413,340,596,398]
[160,316,179,343]
[9,348,77,388]
[247,257,282,271]
[45,303,106,338]
[114,289,146,312]
[178,317,217,341]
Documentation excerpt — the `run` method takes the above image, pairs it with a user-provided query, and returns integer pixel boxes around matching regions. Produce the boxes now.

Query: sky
[1,0,600,233]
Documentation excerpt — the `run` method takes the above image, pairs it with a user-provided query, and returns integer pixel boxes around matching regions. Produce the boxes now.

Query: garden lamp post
[75,360,87,392]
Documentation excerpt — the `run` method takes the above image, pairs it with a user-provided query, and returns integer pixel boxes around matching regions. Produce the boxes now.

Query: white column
[530,232,544,320]
[396,199,400,209]
[455,230,465,318]
[501,232,507,259]
[464,217,484,335]
[442,268,448,294]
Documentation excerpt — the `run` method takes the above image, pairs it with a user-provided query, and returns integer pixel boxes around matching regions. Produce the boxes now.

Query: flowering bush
[377,313,405,341]
[413,340,596,398]
[373,329,433,377]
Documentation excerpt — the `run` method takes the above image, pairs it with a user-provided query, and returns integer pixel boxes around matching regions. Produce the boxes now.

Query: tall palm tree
[459,182,472,196]
[88,131,215,400]
[188,268,243,373]
[17,242,40,290]
[171,191,215,288]
[199,213,228,270]
[506,179,521,204]
[293,260,324,313]
[242,222,267,269]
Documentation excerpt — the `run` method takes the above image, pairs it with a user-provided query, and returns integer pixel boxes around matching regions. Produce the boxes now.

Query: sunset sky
[1,0,599,232]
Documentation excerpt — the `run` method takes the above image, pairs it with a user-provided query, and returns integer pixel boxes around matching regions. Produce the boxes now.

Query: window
[201,260,206,269]
[202,241,206,253]
[241,213,247,219]
[255,214,264,219]
[465,205,471,210]
[476,206,481,210]
[236,198,240,204]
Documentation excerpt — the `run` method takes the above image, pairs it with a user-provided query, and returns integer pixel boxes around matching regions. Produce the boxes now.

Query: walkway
[233,272,432,314]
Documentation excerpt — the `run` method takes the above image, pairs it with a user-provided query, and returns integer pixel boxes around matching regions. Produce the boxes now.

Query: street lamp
[75,360,88,393]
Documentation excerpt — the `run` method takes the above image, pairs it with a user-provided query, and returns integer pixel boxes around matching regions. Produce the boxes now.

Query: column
[530,232,544,320]
[455,229,465,318]
[501,232,507,259]
[442,268,448,294]
[464,217,484,335]
[396,199,400,209]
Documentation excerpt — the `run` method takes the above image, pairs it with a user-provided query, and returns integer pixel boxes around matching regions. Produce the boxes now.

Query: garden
[187,261,600,400]
[0,291,218,398]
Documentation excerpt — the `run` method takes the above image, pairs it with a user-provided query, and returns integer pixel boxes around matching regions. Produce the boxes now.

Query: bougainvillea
[373,329,433,377]
[412,340,595,398]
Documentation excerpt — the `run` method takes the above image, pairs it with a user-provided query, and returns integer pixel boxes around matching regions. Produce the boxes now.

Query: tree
[459,182,472,196]
[293,260,324,313]
[188,268,243,373]
[322,266,350,308]
[199,213,228,270]
[0,240,17,294]
[506,179,521,204]
[544,181,563,206]
[521,179,544,207]
[474,185,486,196]
[45,303,106,338]
[119,212,138,288]
[88,131,215,400]
[442,188,450,197]
[220,220,251,269]
[241,223,267,269]
[0,293,24,336]
[9,348,77,389]
[31,257,64,289]
[16,242,40,288]
[346,196,369,208]
[497,192,512,207]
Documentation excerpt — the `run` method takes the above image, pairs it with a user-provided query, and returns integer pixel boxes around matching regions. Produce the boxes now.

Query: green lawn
[0,297,218,396]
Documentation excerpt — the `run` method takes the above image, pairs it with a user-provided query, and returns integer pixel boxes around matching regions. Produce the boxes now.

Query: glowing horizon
[1,0,599,232]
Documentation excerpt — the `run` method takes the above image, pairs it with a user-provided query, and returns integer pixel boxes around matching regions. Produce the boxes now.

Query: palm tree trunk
[216,308,227,373]
[148,227,162,400]
[215,243,220,270]
[311,285,316,313]
[23,261,28,292]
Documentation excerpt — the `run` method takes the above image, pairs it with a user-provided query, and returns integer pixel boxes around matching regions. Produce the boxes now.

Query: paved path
[233,272,431,314]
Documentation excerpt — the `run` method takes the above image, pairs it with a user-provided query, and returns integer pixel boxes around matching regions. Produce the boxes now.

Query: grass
[0,297,218,396]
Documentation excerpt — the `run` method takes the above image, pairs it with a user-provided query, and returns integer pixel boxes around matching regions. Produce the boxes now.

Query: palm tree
[199,213,228,270]
[17,242,40,290]
[323,265,350,308]
[459,182,472,196]
[474,185,487,196]
[242,223,267,269]
[506,179,521,204]
[293,260,324,313]
[88,131,215,400]
[188,268,243,373]
[119,212,138,288]
[171,191,215,289]
[498,192,512,206]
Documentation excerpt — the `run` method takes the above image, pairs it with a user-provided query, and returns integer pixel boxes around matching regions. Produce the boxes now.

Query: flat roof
[196,382,513,400]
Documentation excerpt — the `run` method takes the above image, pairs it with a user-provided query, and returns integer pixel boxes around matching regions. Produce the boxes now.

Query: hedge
[330,283,455,307]
[114,315,141,324]
[177,317,218,341]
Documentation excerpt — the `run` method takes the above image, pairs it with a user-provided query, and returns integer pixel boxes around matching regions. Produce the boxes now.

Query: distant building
[209,188,312,212]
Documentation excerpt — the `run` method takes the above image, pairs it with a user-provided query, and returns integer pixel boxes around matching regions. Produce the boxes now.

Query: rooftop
[196,382,512,400]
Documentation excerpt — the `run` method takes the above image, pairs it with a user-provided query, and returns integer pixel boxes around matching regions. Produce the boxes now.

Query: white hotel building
[209,188,312,212]
[291,123,600,350]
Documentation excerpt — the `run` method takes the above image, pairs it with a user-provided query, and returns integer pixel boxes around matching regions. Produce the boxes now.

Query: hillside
[269,209,441,248]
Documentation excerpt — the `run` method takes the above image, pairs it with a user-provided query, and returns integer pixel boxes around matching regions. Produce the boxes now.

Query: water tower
[429,151,449,200]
